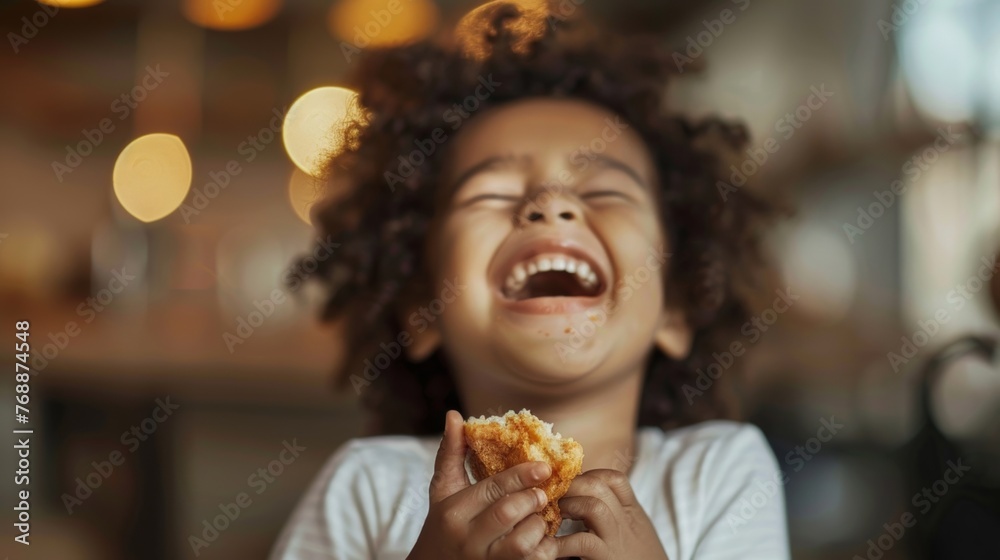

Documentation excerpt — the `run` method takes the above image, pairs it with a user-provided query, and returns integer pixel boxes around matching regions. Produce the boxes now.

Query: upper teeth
[504,253,599,294]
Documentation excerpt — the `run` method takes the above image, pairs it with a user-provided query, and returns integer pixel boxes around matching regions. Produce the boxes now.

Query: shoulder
[331,435,438,468]
[634,421,790,558]
[269,435,437,560]
[317,435,438,492]
[636,420,780,492]
[642,420,773,462]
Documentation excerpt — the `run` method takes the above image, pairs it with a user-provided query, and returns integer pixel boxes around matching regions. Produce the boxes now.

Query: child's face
[411,98,689,396]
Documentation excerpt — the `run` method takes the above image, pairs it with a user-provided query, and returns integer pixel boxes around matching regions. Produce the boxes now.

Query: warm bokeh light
[283,86,360,178]
[37,0,104,7]
[113,134,193,223]
[287,168,325,225]
[328,0,438,47]
[0,226,61,300]
[182,0,283,31]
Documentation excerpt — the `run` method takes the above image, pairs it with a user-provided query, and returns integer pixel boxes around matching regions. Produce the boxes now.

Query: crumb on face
[429,98,685,393]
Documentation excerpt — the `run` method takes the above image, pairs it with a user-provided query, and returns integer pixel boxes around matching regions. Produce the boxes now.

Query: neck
[461,371,644,473]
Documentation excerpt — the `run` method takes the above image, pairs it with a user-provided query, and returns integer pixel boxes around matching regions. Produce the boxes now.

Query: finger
[429,410,470,503]
[527,535,559,560]
[445,461,552,531]
[546,532,607,559]
[472,461,552,508]
[563,473,626,521]
[471,487,547,546]
[576,469,637,507]
[485,508,548,559]
[558,496,617,538]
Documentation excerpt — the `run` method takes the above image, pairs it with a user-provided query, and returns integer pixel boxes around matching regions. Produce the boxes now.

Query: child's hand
[548,469,670,560]
[408,410,557,560]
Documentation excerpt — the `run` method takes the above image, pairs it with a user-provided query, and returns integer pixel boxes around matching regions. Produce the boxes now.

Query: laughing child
[271,3,789,559]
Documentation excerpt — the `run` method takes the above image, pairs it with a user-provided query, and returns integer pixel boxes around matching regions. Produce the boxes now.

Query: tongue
[521,271,591,299]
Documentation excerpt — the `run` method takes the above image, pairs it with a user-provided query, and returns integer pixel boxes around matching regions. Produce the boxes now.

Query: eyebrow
[446,154,524,196]
[445,152,648,198]
[587,154,648,189]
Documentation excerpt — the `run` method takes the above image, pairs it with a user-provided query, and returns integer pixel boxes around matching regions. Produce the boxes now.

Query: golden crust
[464,409,584,536]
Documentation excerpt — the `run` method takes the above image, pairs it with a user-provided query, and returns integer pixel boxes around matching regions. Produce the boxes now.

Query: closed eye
[581,190,635,202]
[458,193,521,207]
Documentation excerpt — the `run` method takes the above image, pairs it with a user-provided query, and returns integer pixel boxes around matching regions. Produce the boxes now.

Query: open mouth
[502,252,604,301]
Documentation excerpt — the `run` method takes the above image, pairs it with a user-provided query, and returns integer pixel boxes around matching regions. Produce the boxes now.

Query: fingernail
[534,488,547,506]
[532,463,551,479]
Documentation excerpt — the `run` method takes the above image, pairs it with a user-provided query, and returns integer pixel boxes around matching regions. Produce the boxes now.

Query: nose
[517,191,581,225]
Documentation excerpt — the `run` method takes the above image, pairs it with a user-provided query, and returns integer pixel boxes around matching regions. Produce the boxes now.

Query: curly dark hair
[295,2,776,436]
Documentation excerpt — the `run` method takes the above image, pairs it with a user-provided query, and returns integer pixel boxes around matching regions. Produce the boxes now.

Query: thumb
[429,410,470,503]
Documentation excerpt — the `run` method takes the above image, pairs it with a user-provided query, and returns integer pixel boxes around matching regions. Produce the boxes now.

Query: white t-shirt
[269,420,791,560]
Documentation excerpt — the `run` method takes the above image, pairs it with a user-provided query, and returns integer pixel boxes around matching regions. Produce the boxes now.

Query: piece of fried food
[464,409,584,536]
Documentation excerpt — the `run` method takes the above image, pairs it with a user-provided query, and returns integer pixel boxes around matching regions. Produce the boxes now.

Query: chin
[497,337,614,389]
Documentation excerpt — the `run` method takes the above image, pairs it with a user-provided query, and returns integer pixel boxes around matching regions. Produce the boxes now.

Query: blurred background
[2,0,1000,558]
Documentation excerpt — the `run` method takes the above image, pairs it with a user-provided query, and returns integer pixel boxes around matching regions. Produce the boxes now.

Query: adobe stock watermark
[340,0,419,62]
[877,0,931,41]
[672,0,751,72]
[843,126,962,244]
[554,245,671,362]
[853,459,971,559]
[683,287,799,403]
[510,114,631,229]
[31,267,136,374]
[212,0,252,21]
[52,64,170,183]
[349,278,468,393]
[717,84,834,201]
[396,402,596,520]
[7,1,62,54]
[384,75,501,191]
[727,416,844,533]
[179,106,288,223]
[399,404,485,520]
[383,82,616,196]
[61,397,180,514]
[396,415,636,522]
[887,253,998,373]
[188,439,306,557]
[222,235,339,353]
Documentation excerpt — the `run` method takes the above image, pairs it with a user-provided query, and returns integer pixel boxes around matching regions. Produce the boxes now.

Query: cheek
[433,213,509,328]
[598,209,664,274]
[600,212,668,322]
[601,271,664,357]
[435,212,507,278]
[591,200,661,237]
